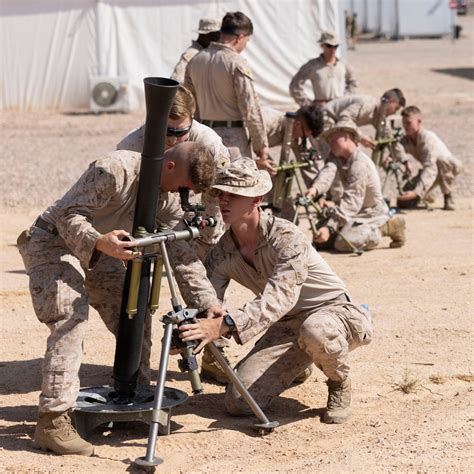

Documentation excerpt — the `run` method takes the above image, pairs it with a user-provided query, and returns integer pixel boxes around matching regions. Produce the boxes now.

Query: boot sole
[34,442,94,457]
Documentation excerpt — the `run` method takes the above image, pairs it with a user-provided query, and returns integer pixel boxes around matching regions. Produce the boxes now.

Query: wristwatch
[223,313,236,335]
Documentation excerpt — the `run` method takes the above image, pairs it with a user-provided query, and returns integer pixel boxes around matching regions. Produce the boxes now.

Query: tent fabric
[1,0,342,111]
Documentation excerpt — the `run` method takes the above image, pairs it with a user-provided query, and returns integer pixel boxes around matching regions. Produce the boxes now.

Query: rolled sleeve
[55,163,118,269]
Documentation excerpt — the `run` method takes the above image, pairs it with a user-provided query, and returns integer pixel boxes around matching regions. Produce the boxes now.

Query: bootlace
[54,412,79,437]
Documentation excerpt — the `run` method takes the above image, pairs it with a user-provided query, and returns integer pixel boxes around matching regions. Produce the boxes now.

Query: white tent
[342,0,454,38]
[0,0,343,111]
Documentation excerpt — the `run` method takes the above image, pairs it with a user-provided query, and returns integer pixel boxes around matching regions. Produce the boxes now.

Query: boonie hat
[211,157,273,197]
[322,120,360,143]
[195,18,221,34]
[319,31,340,46]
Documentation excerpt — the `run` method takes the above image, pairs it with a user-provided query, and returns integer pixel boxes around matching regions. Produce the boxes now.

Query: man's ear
[254,196,264,207]
[166,160,176,171]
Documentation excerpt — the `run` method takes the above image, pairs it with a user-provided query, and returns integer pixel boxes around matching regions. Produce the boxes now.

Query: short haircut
[296,105,325,137]
[188,145,216,193]
[169,85,196,120]
[220,11,253,36]
[382,88,406,107]
[401,105,422,117]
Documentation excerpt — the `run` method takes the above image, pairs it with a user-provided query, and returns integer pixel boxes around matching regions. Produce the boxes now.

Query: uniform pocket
[29,264,85,325]
[343,304,373,346]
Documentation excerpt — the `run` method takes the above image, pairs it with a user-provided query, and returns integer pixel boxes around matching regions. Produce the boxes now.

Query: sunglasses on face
[323,43,338,49]
[166,122,192,138]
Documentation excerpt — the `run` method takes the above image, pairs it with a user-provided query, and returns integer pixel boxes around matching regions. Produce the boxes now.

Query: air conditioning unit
[89,76,130,113]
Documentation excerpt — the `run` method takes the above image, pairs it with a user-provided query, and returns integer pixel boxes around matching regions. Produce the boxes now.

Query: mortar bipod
[133,233,278,469]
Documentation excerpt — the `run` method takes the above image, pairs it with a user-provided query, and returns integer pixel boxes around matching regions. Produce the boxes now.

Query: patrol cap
[319,31,340,46]
[211,157,273,197]
[322,120,360,144]
[195,18,221,34]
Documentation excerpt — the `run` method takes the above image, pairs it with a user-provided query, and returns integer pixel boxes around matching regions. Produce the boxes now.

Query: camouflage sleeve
[412,140,438,198]
[233,66,268,152]
[311,158,338,195]
[338,102,363,123]
[205,244,231,304]
[160,193,220,310]
[327,160,367,229]
[344,62,358,94]
[232,228,309,345]
[55,162,120,269]
[289,61,312,106]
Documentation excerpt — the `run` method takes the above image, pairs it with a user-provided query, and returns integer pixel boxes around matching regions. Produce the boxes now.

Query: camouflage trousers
[17,226,152,413]
[225,300,372,416]
[213,127,252,160]
[334,213,389,252]
[426,158,462,196]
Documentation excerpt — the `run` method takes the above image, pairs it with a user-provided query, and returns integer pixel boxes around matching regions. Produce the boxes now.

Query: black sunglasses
[323,43,339,49]
[166,122,192,138]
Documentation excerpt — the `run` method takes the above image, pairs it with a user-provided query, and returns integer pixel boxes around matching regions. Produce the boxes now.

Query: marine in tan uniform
[289,31,358,108]
[17,143,224,457]
[117,86,230,259]
[395,106,462,210]
[323,88,406,149]
[177,158,373,424]
[306,123,407,251]
[262,105,327,219]
[170,18,221,84]
[184,11,274,174]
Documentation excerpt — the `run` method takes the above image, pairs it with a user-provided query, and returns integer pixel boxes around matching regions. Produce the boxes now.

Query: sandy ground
[1,15,473,474]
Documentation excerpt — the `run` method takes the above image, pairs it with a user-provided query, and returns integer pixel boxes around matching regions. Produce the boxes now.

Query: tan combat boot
[323,378,351,424]
[443,194,455,211]
[381,215,406,248]
[34,410,94,456]
[200,346,229,384]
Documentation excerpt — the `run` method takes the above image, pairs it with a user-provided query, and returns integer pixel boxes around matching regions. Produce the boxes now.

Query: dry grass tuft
[429,374,448,384]
[393,369,422,394]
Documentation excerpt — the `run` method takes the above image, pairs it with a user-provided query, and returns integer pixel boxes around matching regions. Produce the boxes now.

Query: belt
[201,120,244,128]
[33,216,58,236]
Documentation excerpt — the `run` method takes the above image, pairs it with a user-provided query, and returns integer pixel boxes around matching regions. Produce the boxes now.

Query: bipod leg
[381,166,391,196]
[334,229,363,256]
[206,343,279,435]
[133,322,174,470]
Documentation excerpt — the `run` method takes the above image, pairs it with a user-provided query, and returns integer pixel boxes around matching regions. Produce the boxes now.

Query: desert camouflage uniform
[289,55,358,106]
[184,42,268,159]
[323,95,387,133]
[170,40,203,84]
[17,150,219,413]
[311,147,390,252]
[117,120,230,259]
[205,210,372,415]
[262,107,324,219]
[394,127,462,198]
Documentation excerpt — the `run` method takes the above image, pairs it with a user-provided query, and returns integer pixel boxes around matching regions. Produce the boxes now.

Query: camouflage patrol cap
[195,18,221,34]
[319,31,340,46]
[211,157,273,197]
[322,120,360,143]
